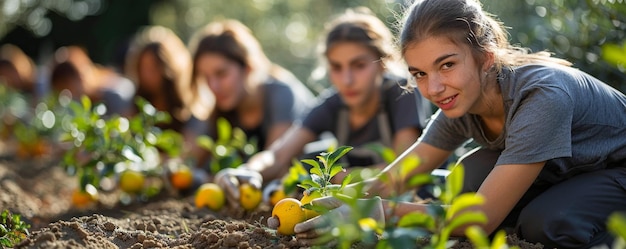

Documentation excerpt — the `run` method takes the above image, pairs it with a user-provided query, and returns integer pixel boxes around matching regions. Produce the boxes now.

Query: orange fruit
[300,190,322,219]
[71,187,98,208]
[170,166,193,190]
[269,188,286,207]
[269,198,307,235]
[239,183,262,211]
[194,183,225,210]
[119,170,145,193]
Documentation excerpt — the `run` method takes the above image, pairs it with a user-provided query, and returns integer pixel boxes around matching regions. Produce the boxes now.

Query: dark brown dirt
[0,140,544,249]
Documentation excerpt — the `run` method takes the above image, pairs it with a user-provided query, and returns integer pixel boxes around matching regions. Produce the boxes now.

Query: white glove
[293,196,385,245]
[262,179,283,204]
[213,166,263,208]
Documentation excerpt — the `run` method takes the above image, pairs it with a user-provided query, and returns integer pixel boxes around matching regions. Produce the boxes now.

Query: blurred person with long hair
[49,46,135,117]
[215,8,430,208]
[187,19,315,181]
[124,25,202,134]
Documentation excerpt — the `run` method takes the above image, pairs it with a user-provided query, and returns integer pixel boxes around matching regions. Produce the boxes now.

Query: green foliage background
[0,0,624,93]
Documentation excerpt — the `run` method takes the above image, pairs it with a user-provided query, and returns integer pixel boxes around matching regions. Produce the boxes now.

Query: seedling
[297,145,354,197]
[59,96,183,199]
[196,117,257,174]
[0,209,30,247]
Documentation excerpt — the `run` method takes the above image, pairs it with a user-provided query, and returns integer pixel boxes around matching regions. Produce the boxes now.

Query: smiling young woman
[293,0,626,248]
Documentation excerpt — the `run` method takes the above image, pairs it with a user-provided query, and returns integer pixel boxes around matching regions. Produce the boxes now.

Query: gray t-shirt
[421,63,626,184]
[211,77,314,149]
[302,75,428,166]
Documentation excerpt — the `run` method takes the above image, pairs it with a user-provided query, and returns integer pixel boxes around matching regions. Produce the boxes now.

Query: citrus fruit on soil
[195,183,225,210]
[269,198,307,235]
[119,170,145,193]
[239,183,262,211]
[71,188,98,208]
[269,188,286,206]
[300,190,322,219]
[170,166,193,190]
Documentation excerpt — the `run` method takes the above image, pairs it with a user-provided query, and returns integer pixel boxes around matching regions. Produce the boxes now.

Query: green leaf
[311,174,325,187]
[196,135,214,150]
[444,211,487,233]
[446,193,485,220]
[397,212,435,229]
[443,164,465,204]
[601,43,626,67]
[329,164,346,179]
[608,212,626,240]
[81,95,91,111]
[465,225,489,248]
[326,146,353,167]
[399,155,420,179]
[216,117,232,144]
[364,143,396,164]
[490,230,508,249]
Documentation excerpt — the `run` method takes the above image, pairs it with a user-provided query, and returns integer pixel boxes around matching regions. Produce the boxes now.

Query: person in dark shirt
[214,7,430,207]
[186,19,315,180]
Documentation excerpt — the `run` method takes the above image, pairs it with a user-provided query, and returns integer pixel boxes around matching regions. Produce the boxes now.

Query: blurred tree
[147,0,407,93]
[0,0,624,93]
[492,0,626,91]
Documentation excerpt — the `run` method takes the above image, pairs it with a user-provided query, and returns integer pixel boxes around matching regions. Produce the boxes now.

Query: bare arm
[457,162,544,235]
[355,141,452,196]
[265,122,293,148]
[246,125,317,182]
[381,161,544,236]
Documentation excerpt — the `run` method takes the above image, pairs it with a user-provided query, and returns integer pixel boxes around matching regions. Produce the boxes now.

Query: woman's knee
[517,204,612,249]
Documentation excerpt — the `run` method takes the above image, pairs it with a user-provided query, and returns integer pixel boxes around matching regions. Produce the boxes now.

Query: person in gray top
[294,0,626,248]
[186,19,315,176]
[214,7,429,208]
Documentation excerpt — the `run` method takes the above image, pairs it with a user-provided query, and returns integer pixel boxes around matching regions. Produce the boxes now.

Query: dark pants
[457,148,626,249]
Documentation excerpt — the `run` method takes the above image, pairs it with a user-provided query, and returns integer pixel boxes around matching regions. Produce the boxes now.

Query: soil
[0,141,545,249]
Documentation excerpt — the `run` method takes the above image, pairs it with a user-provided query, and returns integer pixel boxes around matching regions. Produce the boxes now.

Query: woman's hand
[214,166,262,209]
[294,196,385,246]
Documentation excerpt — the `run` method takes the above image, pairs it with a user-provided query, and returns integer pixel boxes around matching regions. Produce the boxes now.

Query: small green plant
[196,117,257,174]
[378,164,488,249]
[60,96,183,198]
[0,85,66,158]
[0,209,30,247]
[297,145,354,197]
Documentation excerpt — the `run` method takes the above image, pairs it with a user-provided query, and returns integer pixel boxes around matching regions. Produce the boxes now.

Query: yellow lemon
[239,183,262,211]
[170,166,193,190]
[300,190,322,219]
[119,170,145,193]
[194,183,225,210]
[358,217,379,231]
[269,198,306,235]
[269,188,286,207]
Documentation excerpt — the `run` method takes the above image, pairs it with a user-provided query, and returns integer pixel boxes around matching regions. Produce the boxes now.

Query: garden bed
[0,143,544,249]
